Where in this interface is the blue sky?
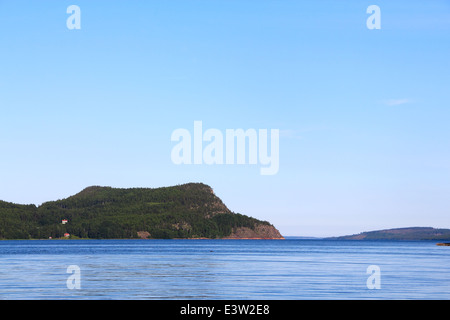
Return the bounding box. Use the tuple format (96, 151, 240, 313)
(0, 0, 449, 236)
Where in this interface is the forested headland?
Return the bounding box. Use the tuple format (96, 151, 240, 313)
(0, 183, 283, 240)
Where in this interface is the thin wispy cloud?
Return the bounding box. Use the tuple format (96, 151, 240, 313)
(384, 98, 413, 106)
(279, 129, 302, 140)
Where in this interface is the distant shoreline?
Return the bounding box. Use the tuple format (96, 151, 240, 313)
(325, 227, 450, 241)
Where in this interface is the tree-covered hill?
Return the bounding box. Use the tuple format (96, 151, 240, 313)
(0, 183, 283, 240)
(327, 227, 450, 241)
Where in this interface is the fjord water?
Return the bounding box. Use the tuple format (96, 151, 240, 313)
(0, 239, 449, 300)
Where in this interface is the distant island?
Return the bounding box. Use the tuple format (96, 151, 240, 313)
(0, 183, 284, 240)
(327, 227, 450, 241)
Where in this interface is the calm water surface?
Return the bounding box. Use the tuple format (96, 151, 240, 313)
(0, 239, 449, 299)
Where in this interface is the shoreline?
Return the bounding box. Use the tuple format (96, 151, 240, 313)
(6, 236, 448, 241)
(0, 237, 286, 241)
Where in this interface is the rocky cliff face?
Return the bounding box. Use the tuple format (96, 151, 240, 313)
(224, 223, 284, 239)
(138, 224, 284, 240)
